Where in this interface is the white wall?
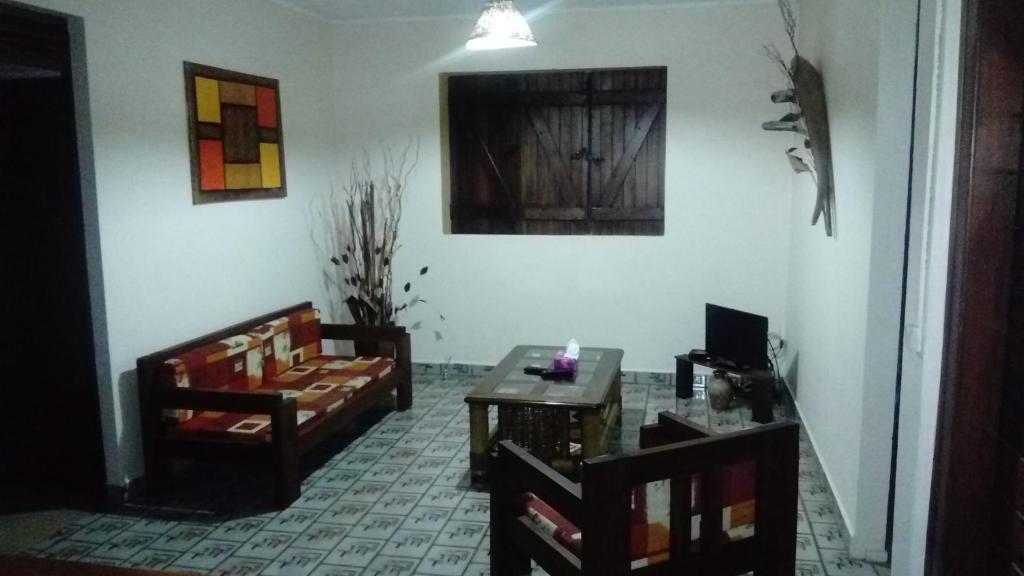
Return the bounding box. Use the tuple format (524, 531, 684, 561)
(328, 2, 794, 371)
(891, 0, 961, 572)
(785, 0, 918, 559)
(19, 0, 335, 485)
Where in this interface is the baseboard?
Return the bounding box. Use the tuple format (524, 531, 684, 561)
(105, 476, 144, 509)
(105, 484, 125, 508)
(851, 546, 889, 564)
(788, 390, 857, 547)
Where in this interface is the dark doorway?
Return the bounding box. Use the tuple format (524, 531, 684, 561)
(927, 0, 1024, 573)
(0, 2, 106, 511)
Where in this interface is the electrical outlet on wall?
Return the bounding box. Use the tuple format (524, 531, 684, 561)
(907, 323, 923, 354)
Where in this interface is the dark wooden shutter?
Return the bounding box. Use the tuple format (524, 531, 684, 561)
(448, 67, 665, 235)
(588, 69, 666, 236)
(449, 74, 522, 234)
(519, 71, 589, 235)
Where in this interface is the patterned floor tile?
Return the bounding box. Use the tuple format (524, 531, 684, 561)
(265, 510, 320, 534)
(124, 548, 182, 571)
(291, 524, 349, 552)
(434, 521, 486, 548)
(68, 516, 134, 545)
(812, 523, 848, 550)
(234, 531, 295, 560)
(23, 370, 858, 575)
(322, 537, 385, 568)
(149, 525, 214, 553)
(364, 555, 420, 576)
(41, 540, 98, 561)
(351, 515, 404, 540)
(209, 518, 269, 544)
(370, 493, 422, 517)
(416, 546, 474, 575)
(308, 565, 360, 576)
(796, 561, 827, 576)
(319, 501, 372, 526)
(819, 549, 880, 575)
(89, 532, 158, 561)
(380, 530, 436, 558)
(261, 549, 324, 576)
(401, 508, 453, 533)
(170, 540, 238, 571)
(211, 556, 268, 576)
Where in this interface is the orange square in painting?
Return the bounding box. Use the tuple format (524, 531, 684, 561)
(198, 139, 225, 190)
(256, 87, 278, 128)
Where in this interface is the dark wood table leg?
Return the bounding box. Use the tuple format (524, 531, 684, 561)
(469, 404, 490, 481)
(751, 378, 774, 424)
(676, 355, 694, 399)
(581, 409, 603, 459)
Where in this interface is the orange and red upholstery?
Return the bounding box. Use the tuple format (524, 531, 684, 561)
(158, 306, 394, 442)
(520, 461, 757, 568)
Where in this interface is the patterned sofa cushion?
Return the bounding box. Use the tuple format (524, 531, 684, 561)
(159, 334, 263, 423)
(521, 463, 756, 567)
(248, 307, 322, 378)
(170, 355, 396, 442)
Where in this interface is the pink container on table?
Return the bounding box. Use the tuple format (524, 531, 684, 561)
(552, 351, 577, 372)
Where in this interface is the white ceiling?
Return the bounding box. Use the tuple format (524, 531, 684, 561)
(274, 0, 716, 23)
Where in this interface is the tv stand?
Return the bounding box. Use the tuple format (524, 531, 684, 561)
(675, 352, 775, 423)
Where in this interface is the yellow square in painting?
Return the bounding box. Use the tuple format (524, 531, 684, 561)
(195, 77, 221, 123)
(225, 163, 262, 189)
(260, 143, 281, 188)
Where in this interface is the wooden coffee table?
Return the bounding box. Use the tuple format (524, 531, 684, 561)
(464, 345, 624, 481)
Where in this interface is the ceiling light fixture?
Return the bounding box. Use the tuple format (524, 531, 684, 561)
(466, 0, 537, 51)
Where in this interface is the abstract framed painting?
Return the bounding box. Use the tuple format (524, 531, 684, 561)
(184, 62, 286, 204)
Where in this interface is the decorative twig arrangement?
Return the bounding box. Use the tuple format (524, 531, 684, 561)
(762, 0, 836, 237)
(313, 142, 443, 333)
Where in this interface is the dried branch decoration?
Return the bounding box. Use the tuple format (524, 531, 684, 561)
(314, 142, 438, 327)
(762, 0, 837, 237)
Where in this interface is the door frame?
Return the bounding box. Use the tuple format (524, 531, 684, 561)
(926, 0, 1024, 571)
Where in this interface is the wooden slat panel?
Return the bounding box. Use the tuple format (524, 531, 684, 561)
(523, 207, 586, 221)
(527, 107, 578, 206)
(591, 207, 664, 221)
(510, 517, 583, 576)
(597, 103, 664, 207)
(448, 67, 664, 236)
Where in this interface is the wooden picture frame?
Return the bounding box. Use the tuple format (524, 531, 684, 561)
(183, 62, 286, 204)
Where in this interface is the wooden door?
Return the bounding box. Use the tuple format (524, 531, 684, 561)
(927, 0, 1024, 572)
(0, 2, 106, 511)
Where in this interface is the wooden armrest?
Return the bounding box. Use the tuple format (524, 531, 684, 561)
(639, 412, 713, 448)
(321, 323, 408, 343)
(606, 420, 801, 485)
(159, 387, 291, 415)
(497, 440, 582, 525)
(657, 411, 713, 440)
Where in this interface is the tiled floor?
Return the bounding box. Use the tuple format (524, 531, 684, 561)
(12, 364, 887, 576)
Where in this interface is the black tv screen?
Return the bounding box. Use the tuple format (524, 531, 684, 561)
(705, 304, 769, 370)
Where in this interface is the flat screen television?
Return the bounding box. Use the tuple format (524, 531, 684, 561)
(705, 304, 769, 370)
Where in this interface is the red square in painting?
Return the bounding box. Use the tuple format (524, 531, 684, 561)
(198, 139, 225, 190)
(256, 87, 278, 128)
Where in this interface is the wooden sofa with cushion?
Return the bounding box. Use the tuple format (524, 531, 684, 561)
(490, 412, 799, 576)
(136, 301, 411, 508)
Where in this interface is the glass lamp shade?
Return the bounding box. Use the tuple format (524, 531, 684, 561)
(466, 0, 537, 51)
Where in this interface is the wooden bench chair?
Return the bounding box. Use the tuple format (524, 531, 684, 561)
(136, 302, 412, 508)
(490, 412, 799, 576)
